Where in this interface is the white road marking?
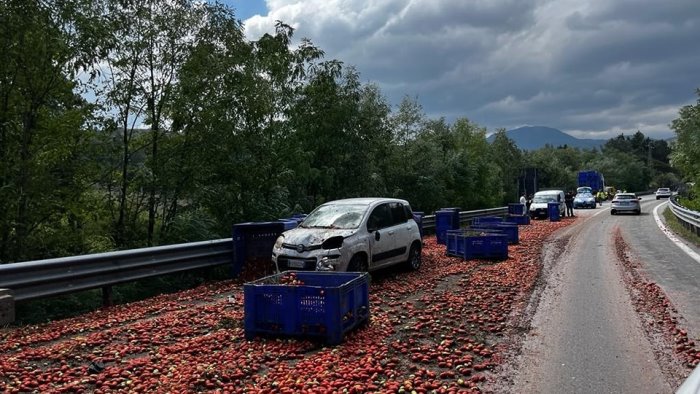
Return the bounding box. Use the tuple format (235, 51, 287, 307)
(653, 202, 700, 264)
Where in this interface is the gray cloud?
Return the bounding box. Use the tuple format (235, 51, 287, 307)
(244, 0, 700, 139)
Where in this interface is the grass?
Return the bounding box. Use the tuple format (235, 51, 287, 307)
(662, 205, 700, 247)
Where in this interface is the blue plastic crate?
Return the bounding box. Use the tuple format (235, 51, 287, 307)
(232, 222, 286, 276)
(504, 214, 530, 225)
(244, 271, 370, 345)
(436, 210, 461, 244)
(508, 203, 525, 215)
(470, 223, 519, 244)
(446, 230, 508, 260)
(413, 211, 424, 238)
(547, 202, 561, 222)
(472, 216, 503, 225)
(277, 219, 299, 231)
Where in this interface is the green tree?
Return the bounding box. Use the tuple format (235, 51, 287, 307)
(489, 129, 523, 203)
(670, 89, 700, 197)
(0, 0, 95, 262)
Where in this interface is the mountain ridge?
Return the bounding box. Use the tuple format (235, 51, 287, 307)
(488, 126, 607, 150)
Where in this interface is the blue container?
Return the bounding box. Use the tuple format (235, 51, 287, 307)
(446, 230, 508, 260)
(504, 214, 530, 225)
(473, 216, 503, 225)
(547, 202, 561, 222)
(436, 210, 461, 244)
(470, 223, 519, 244)
(277, 219, 299, 231)
(413, 211, 424, 238)
(244, 271, 370, 345)
(232, 222, 286, 277)
(508, 203, 525, 215)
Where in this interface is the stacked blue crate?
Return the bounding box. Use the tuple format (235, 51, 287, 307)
(435, 209, 460, 244)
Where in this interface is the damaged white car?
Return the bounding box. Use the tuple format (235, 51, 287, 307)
(272, 198, 422, 272)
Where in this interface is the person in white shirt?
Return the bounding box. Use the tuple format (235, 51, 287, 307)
(520, 194, 527, 212)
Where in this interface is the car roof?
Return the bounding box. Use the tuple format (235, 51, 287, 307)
(535, 190, 563, 195)
(321, 197, 409, 206)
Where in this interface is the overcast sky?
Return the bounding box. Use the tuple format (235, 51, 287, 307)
(224, 0, 700, 139)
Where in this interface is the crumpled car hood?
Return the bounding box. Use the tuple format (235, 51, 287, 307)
(281, 227, 356, 246)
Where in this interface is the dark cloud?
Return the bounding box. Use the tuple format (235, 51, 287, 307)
(244, 0, 700, 139)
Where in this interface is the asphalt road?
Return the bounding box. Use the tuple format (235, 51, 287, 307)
(512, 197, 699, 394)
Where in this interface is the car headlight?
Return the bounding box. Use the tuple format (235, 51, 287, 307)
(317, 255, 342, 271)
(273, 235, 284, 249)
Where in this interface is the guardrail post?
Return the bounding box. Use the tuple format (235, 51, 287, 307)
(102, 286, 113, 307)
(0, 289, 15, 325)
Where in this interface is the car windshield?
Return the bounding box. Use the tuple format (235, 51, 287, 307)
(658, 188, 670, 192)
(300, 203, 366, 229)
(616, 195, 636, 200)
(575, 193, 592, 198)
(577, 187, 592, 194)
(533, 195, 558, 203)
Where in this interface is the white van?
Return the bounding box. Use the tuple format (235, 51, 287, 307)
(529, 190, 566, 219)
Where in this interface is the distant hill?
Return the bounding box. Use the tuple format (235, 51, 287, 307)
(487, 126, 607, 150)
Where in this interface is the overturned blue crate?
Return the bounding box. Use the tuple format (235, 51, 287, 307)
(504, 214, 531, 225)
(277, 218, 300, 231)
(470, 223, 519, 244)
(244, 271, 370, 345)
(472, 216, 503, 225)
(446, 229, 508, 260)
(232, 221, 286, 277)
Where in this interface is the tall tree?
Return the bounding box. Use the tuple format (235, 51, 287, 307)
(0, 0, 94, 262)
(670, 89, 700, 198)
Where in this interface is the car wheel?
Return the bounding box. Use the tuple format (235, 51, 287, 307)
(348, 254, 368, 272)
(635, 209, 641, 215)
(656, 197, 660, 200)
(611, 210, 616, 215)
(405, 243, 421, 271)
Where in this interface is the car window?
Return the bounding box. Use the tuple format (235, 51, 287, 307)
(533, 195, 558, 203)
(301, 203, 367, 229)
(390, 202, 407, 225)
(616, 195, 635, 200)
(403, 204, 413, 220)
(368, 203, 393, 230)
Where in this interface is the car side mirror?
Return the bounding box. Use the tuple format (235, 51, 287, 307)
(374, 231, 381, 241)
(638, 197, 642, 200)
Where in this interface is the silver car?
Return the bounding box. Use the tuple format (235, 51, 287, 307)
(272, 198, 422, 272)
(573, 192, 596, 209)
(610, 193, 641, 215)
(655, 187, 672, 199)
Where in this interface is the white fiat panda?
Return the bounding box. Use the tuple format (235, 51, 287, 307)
(272, 198, 422, 272)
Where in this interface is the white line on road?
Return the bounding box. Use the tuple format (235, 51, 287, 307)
(653, 202, 700, 264)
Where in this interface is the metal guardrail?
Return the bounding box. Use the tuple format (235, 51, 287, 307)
(669, 195, 700, 235)
(0, 239, 233, 302)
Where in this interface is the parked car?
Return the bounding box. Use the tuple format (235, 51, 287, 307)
(655, 187, 672, 199)
(529, 190, 566, 219)
(272, 198, 422, 273)
(610, 193, 642, 215)
(573, 192, 597, 209)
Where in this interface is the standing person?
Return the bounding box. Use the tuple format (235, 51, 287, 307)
(526, 194, 532, 213)
(565, 190, 575, 217)
(596, 190, 605, 206)
(520, 193, 527, 214)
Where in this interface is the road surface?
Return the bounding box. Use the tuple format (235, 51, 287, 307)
(512, 197, 700, 393)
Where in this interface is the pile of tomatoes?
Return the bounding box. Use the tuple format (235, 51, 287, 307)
(0, 220, 571, 393)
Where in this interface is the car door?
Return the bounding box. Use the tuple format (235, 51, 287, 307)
(366, 203, 397, 268)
